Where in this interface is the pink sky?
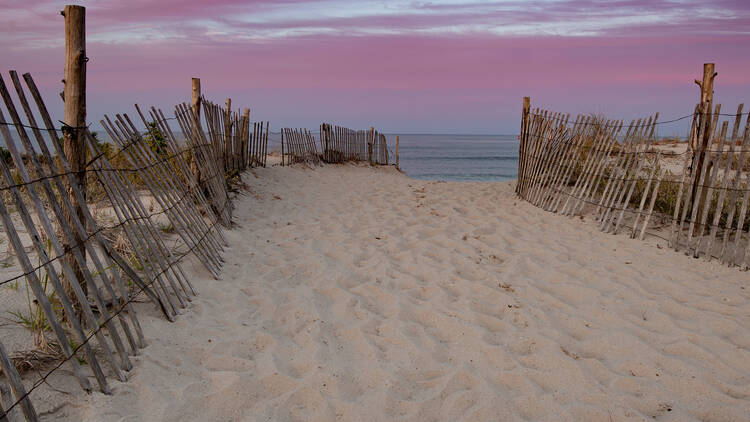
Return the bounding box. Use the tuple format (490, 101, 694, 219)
(1, 0, 749, 134)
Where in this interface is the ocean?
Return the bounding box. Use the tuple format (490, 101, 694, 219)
(392, 134, 519, 182)
(2, 130, 520, 182)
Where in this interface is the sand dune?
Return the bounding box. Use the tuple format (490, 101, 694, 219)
(55, 164, 749, 421)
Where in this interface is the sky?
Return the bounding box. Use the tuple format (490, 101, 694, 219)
(1, 0, 749, 135)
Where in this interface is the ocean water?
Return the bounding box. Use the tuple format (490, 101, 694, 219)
(2, 130, 519, 182)
(393, 134, 519, 182)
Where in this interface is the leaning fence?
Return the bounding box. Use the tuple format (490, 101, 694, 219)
(517, 100, 750, 270)
(0, 69, 252, 421)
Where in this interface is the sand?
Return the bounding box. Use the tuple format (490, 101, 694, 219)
(42, 163, 750, 421)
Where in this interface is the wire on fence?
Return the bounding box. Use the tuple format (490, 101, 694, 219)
(517, 101, 750, 270)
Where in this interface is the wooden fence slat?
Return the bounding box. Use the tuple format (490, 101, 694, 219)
(599, 117, 650, 230)
(676, 104, 712, 251)
(562, 117, 617, 215)
(693, 121, 729, 257)
(126, 109, 219, 271)
(631, 151, 661, 238)
(593, 119, 638, 220)
(95, 122, 181, 317)
(703, 110, 741, 261)
(131, 107, 224, 277)
(639, 169, 665, 241)
(151, 106, 227, 251)
(0, 157, 101, 393)
(558, 115, 603, 214)
(12, 71, 144, 353)
(538, 114, 573, 207)
(0, 343, 37, 422)
(528, 115, 567, 205)
(574, 120, 625, 216)
(524, 113, 553, 202)
(541, 115, 582, 210)
(3, 75, 137, 371)
(721, 113, 750, 263)
(106, 116, 192, 305)
(670, 105, 701, 250)
(0, 91, 126, 391)
(612, 114, 659, 234)
(23, 72, 151, 345)
(686, 104, 722, 253)
(575, 120, 625, 215)
(605, 118, 653, 231)
(549, 115, 592, 212)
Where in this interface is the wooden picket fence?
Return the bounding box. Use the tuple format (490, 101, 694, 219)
(282, 124, 390, 166)
(281, 128, 321, 165)
(370, 128, 389, 166)
(202, 99, 269, 173)
(319, 124, 368, 163)
(517, 100, 750, 269)
(0, 70, 236, 421)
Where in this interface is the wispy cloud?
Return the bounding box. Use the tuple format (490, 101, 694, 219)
(0, 0, 748, 132)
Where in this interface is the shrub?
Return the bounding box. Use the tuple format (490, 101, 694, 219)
(0, 145, 10, 164)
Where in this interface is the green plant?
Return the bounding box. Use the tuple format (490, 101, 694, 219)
(92, 131, 116, 160)
(158, 222, 175, 234)
(0, 145, 10, 164)
(145, 122, 168, 157)
(7, 238, 62, 351)
(89, 263, 116, 279)
(129, 255, 144, 271)
(68, 338, 87, 365)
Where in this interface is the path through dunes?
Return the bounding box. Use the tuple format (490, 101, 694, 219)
(61, 164, 749, 421)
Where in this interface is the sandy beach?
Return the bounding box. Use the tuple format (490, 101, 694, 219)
(44, 163, 750, 421)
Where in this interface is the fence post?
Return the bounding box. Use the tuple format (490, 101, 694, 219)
(61, 4, 88, 307)
(190, 77, 202, 183)
(242, 108, 250, 169)
(191, 78, 201, 121)
(368, 126, 374, 165)
(263, 121, 269, 167)
(224, 98, 231, 171)
(518, 96, 530, 194)
(281, 129, 284, 166)
(690, 64, 717, 217)
(396, 135, 400, 169)
(383, 134, 388, 165)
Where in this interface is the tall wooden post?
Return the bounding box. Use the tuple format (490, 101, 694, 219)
(190, 78, 202, 183)
(324, 124, 330, 162)
(191, 78, 201, 122)
(517, 96, 530, 194)
(396, 135, 400, 169)
(368, 126, 374, 165)
(692, 63, 716, 152)
(242, 108, 250, 169)
(61, 4, 88, 306)
(690, 64, 717, 215)
(224, 98, 231, 171)
(281, 129, 284, 166)
(263, 121, 269, 167)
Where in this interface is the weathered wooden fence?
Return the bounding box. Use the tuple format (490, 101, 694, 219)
(517, 98, 750, 270)
(319, 124, 368, 163)
(283, 124, 390, 166)
(202, 99, 269, 173)
(0, 70, 239, 421)
(370, 128, 389, 166)
(281, 128, 321, 165)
